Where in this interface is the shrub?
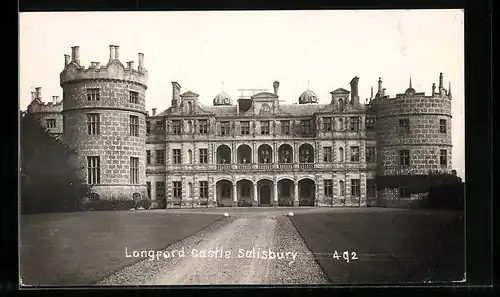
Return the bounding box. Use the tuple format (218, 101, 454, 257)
(140, 198, 152, 210)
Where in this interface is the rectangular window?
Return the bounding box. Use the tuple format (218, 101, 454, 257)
(146, 121, 151, 134)
(155, 120, 165, 132)
(172, 120, 182, 135)
(281, 120, 290, 134)
(86, 88, 100, 101)
(323, 117, 333, 132)
(146, 150, 151, 165)
(173, 181, 182, 198)
(220, 121, 230, 135)
(323, 147, 332, 162)
(129, 91, 139, 104)
(130, 157, 139, 184)
(399, 186, 410, 198)
(324, 179, 333, 197)
(260, 121, 270, 135)
(130, 115, 139, 136)
(173, 149, 181, 164)
(350, 146, 360, 162)
(46, 119, 56, 128)
(366, 147, 376, 162)
(156, 182, 166, 199)
(301, 120, 312, 136)
(367, 179, 377, 198)
(349, 117, 360, 131)
(199, 149, 208, 164)
(398, 119, 410, 133)
(440, 149, 447, 166)
(87, 156, 100, 185)
(440, 119, 447, 133)
(146, 182, 151, 198)
(199, 120, 208, 134)
(366, 117, 376, 131)
(351, 179, 360, 197)
(87, 113, 100, 135)
(199, 181, 208, 198)
(399, 149, 410, 166)
(156, 150, 165, 165)
(241, 121, 250, 135)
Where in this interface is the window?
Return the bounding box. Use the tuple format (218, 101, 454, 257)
(146, 121, 151, 133)
(261, 148, 271, 163)
(130, 157, 139, 184)
(173, 181, 182, 198)
(172, 120, 182, 135)
(241, 184, 251, 197)
(281, 120, 290, 134)
(87, 113, 100, 135)
(146, 150, 151, 165)
(323, 147, 332, 162)
(440, 119, 447, 133)
(199, 149, 208, 164)
(220, 121, 230, 135)
(349, 117, 360, 131)
(156, 120, 165, 132)
(187, 121, 193, 133)
(323, 117, 332, 132)
(188, 182, 193, 197)
(260, 121, 270, 135)
(87, 156, 100, 184)
(199, 120, 208, 134)
(366, 147, 376, 162)
(350, 146, 360, 162)
(399, 186, 410, 198)
(398, 119, 410, 133)
(440, 149, 447, 166)
(324, 179, 333, 197)
(240, 121, 250, 135)
(156, 182, 165, 199)
(399, 150, 410, 166)
(339, 147, 344, 162)
(199, 181, 208, 198)
(187, 150, 193, 164)
(338, 98, 344, 111)
(130, 115, 139, 136)
(366, 117, 375, 131)
(46, 119, 56, 128)
(156, 150, 165, 165)
(367, 179, 376, 198)
(146, 182, 151, 198)
(86, 88, 100, 101)
(351, 179, 360, 197)
(129, 91, 139, 104)
(301, 120, 312, 136)
(173, 149, 181, 164)
(339, 180, 345, 196)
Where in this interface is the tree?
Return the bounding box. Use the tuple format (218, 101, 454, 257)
(20, 112, 90, 214)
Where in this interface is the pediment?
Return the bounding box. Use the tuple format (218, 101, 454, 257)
(251, 92, 278, 99)
(330, 88, 350, 94)
(180, 91, 199, 97)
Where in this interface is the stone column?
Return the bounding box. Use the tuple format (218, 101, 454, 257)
(213, 183, 217, 207)
(232, 183, 238, 207)
(294, 182, 299, 206)
(273, 182, 278, 207)
(253, 182, 258, 207)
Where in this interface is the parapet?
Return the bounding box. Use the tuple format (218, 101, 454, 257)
(59, 45, 148, 88)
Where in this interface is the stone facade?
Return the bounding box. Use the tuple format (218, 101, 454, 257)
(25, 47, 454, 208)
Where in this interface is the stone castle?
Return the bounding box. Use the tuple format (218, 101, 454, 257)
(25, 45, 453, 208)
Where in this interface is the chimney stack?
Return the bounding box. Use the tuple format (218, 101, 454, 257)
(138, 53, 144, 70)
(273, 81, 280, 96)
(126, 61, 131, 69)
(171, 82, 181, 108)
(109, 45, 116, 61)
(31, 90, 36, 101)
(432, 83, 436, 95)
(71, 46, 80, 65)
(350, 76, 360, 104)
(52, 96, 59, 104)
(35, 87, 42, 100)
(114, 45, 120, 60)
(152, 108, 157, 116)
(129, 61, 135, 70)
(439, 72, 444, 92)
(95, 62, 100, 68)
(377, 77, 383, 95)
(64, 54, 70, 67)
(382, 88, 386, 97)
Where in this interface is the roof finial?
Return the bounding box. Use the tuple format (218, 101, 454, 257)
(409, 77, 412, 88)
(448, 82, 452, 97)
(307, 80, 310, 90)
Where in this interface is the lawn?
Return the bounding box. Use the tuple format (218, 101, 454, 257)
(20, 211, 224, 286)
(289, 209, 465, 284)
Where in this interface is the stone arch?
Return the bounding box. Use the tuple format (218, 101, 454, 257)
(257, 178, 274, 207)
(299, 143, 314, 163)
(215, 179, 233, 207)
(237, 144, 252, 163)
(187, 121, 193, 133)
(187, 101, 193, 113)
(236, 178, 254, 206)
(235, 176, 254, 183)
(278, 143, 293, 163)
(257, 144, 273, 163)
(216, 144, 231, 164)
(298, 178, 316, 206)
(277, 178, 294, 206)
(214, 176, 233, 184)
(338, 98, 345, 112)
(256, 176, 274, 183)
(276, 176, 294, 183)
(338, 118, 344, 130)
(187, 149, 193, 164)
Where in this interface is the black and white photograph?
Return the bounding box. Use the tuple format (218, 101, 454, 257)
(19, 10, 465, 286)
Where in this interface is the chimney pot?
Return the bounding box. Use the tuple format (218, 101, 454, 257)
(152, 108, 157, 116)
(64, 54, 70, 67)
(273, 81, 280, 96)
(382, 88, 386, 96)
(35, 87, 42, 99)
(126, 61, 131, 69)
(439, 72, 444, 91)
(114, 45, 120, 60)
(129, 61, 135, 70)
(95, 62, 100, 68)
(138, 53, 144, 70)
(171, 82, 181, 108)
(109, 45, 116, 61)
(350, 76, 360, 103)
(71, 46, 80, 65)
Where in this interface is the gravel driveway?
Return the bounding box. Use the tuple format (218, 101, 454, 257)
(96, 210, 329, 285)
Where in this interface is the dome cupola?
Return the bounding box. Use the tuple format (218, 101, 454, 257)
(213, 91, 232, 106)
(404, 77, 416, 96)
(298, 81, 319, 104)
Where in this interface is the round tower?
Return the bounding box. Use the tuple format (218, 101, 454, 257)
(60, 45, 149, 201)
(371, 74, 452, 203)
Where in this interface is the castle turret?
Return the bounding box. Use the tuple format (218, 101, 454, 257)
(60, 45, 149, 202)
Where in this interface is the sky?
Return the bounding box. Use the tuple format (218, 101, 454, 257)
(19, 10, 465, 179)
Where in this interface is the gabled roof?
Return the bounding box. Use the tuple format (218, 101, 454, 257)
(330, 88, 350, 94)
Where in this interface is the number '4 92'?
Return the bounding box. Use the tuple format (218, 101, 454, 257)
(332, 251, 358, 263)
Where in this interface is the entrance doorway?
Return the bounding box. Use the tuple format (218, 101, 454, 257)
(260, 185, 271, 206)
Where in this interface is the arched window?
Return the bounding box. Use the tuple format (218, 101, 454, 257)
(339, 147, 344, 162)
(188, 182, 193, 198)
(188, 150, 193, 164)
(338, 98, 344, 112)
(187, 101, 193, 113)
(187, 121, 193, 133)
(339, 180, 345, 196)
(338, 118, 344, 131)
